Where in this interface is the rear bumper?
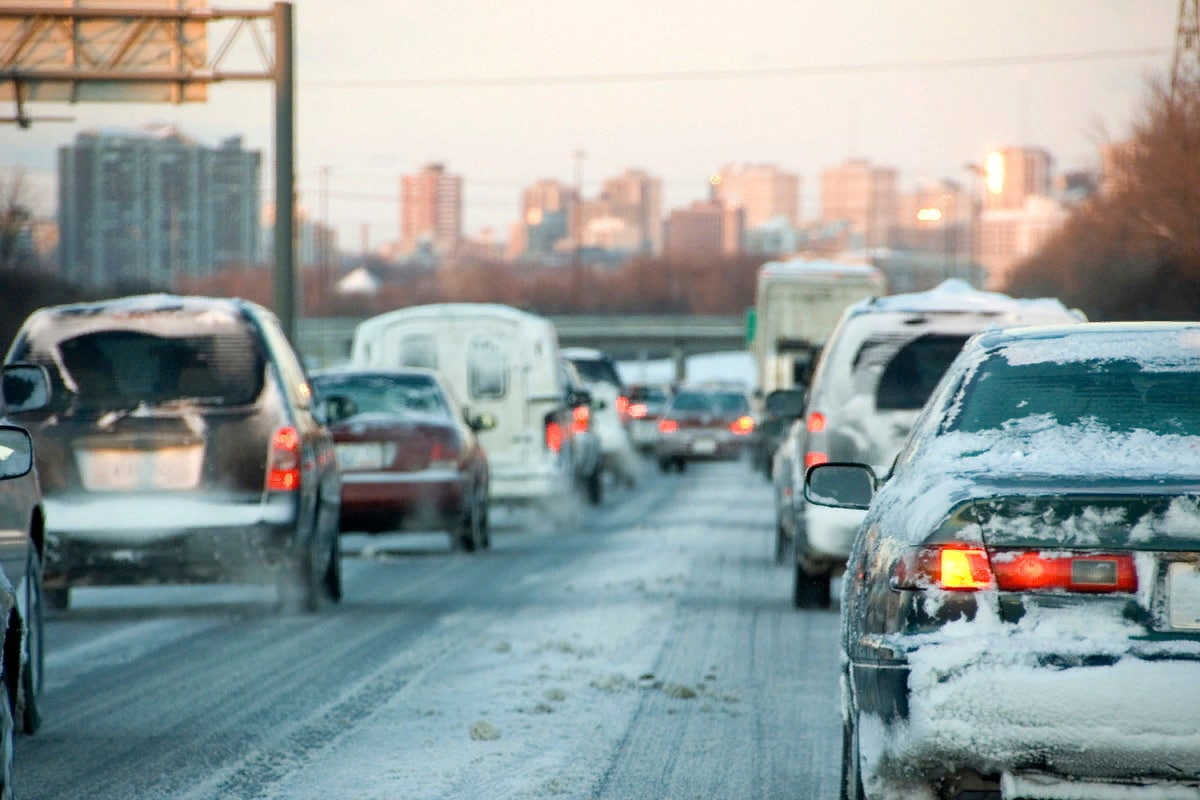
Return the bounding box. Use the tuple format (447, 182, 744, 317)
(853, 647, 1200, 788)
(655, 433, 748, 462)
(339, 470, 466, 531)
(42, 492, 302, 587)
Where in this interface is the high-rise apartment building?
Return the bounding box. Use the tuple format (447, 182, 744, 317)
(58, 126, 260, 289)
(519, 178, 574, 257)
(400, 162, 462, 257)
(600, 168, 663, 255)
(664, 200, 743, 260)
(982, 146, 1052, 210)
(713, 164, 800, 229)
(820, 159, 898, 249)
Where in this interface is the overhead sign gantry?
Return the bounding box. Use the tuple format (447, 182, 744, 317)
(0, 1, 299, 342)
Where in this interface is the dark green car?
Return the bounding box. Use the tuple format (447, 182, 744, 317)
(809, 322, 1200, 799)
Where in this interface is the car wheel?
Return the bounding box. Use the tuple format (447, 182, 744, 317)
(321, 530, 342, 603)
(841, 713, 864, 800)
(45, 586, 68, 612)
(455, 492, 483, 552)
(19, 548, 43, 735)
(657, 459, 671, 474)
(793, 560, 832, 609)
(674, 458, 687, 473)
(585, 467, 603, 506)
(773, 522, 789, 566)
(278, 530, 324, 614)
(478, 490, 491, 550)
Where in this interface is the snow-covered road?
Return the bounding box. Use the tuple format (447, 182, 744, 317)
(18, 458, 843, 799)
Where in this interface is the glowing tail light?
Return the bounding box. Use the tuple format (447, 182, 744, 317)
(267, 426, 301, 491)
(804, 451, 829, 469)
(658, 419, 679, 434)
(545, 419, 564, 453)
(572, 405, 591, 434)
(892, 546, 1138, 594)
(892, 545, 994, 591)
(616, 395, 630, 421)
(992, 551, 1137, 593)
(629, 403, 649, 419)
(730, 415, 755, 435)
(807, 411, 827, 433)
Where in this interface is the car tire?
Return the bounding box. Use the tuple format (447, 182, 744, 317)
(45, 586, 68, 612)
(18, 548, 43, 735)
(585, 467, 603, 506)
(657, 459, 671, 474)
(841, 713, 864, 800)
(793, 560, 832, 609)
(479, 490, 491, 550)
(322, 530, 342, 603)
(455, 488, 487, 552)
(674, 458, 687, 473)
(773, 522, 789, 566)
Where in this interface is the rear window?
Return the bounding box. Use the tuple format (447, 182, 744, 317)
(468, 336, 507, 400)
(951, 356, 1200, 435)
(16, 312, 265, 411)
(569, 356, 623, 389)
(873, 334, 971, 410)
(713, 392, 750, 416)
(670, 392, 714, 413)
(312, 373, 450, 419)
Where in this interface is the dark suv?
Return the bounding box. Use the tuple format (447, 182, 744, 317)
(5, 294, 342, 613)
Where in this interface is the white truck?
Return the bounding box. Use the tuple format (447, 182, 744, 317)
(749, 257, 887, 474)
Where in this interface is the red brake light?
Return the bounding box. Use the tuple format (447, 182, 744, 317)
(545, 420, 564, 453)
(572, 405, 590, 434)
(807, 411, 827, 434)
(629, 403, 649, 419)
(730, 415, 755, 435)
(658, 418, 678, 434)
(616, 395, 630, 420)
(893, 545, 994, 591)
(429, 438, 461, 468)
(804, 451, 829, 469)
(267, 425, 301, 491)
(992, 551, 1137, 593)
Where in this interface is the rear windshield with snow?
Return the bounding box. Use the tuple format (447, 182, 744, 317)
(311, 373, 450, 419)
(14, 311, 265, 411)
(950, 355, 1200, 435)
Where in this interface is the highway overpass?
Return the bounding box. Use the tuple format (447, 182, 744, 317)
(297, 314, 748, 377)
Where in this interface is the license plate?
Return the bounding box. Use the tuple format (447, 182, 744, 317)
(1168, 562, 1200, 630)
(336, 442, 389, 471)
(692, 438, 717, 455)
(76, 446, 203, 492)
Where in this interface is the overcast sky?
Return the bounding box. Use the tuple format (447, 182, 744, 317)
(0, 0, 1178, 251)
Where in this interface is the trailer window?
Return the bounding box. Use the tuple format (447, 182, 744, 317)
(399, 334, 437, 370)
(468, 337, 507, 400)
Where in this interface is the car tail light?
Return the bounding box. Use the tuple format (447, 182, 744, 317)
(893, 546, 1138, 594)
(991, 551, 1137, 593)
(804, 451, 828, 469)
(429, 438, 462, 469)
(730, 415, 755, 435)
(545, 419, 564, 453)
(616, 394, 630, 421)
(267, 426, 301, 491)
(807, 411, 827, 434)
(629, 403, 649, 419)
(572, 404, 590, 434)
(658, 418, 678, 434)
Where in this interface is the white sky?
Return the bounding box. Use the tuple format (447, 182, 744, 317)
(0, 0, 1178, 251)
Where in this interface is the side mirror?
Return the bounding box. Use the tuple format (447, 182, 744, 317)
(804, 463, 876, 510)
(764, 388, 807, 419)
(0, 426, 34, 479)
(469, 412, 497, 433)
(2, 364, 51, 414)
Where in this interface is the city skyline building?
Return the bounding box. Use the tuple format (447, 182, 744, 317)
(712, 163, 801, 229)
(819, 159, 899, 250)
(57, 125, 260, 290)
(400, 162, 463, 257)
(664, 199, 744, 260)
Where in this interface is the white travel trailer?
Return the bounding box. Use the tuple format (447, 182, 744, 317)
(350, 303, 578, 510)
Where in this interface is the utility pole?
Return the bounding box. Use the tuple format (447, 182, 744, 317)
(319, 165, 329, 315)
(1173, 0, 1200, 100)
(572, 149, 585, 311)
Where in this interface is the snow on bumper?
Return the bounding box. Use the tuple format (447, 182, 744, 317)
(860, 643, 1200, 789)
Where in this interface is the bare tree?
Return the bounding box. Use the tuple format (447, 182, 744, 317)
(0, 169, 37, 271)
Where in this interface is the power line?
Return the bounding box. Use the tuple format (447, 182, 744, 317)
(303, 48, 1170, 90)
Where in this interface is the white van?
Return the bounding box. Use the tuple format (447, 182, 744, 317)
(350, 303, 579, 510)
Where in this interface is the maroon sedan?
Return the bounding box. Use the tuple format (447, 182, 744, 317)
(311, 368, 494, 552)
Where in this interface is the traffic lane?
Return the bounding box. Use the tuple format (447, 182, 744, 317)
(19, 459, 843, 798)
